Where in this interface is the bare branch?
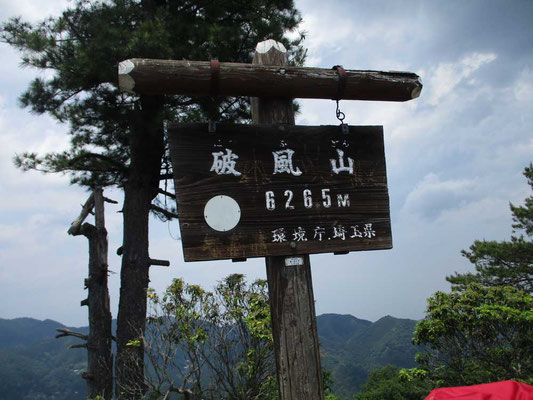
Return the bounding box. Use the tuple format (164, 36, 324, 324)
(150, 204, 179, 219)
(158, 188, 176, 199)
(166, 386, 194, 400)
(56, 328, 88, 341)
(159, 173, 174, 180)
(68, 193, 95, 235)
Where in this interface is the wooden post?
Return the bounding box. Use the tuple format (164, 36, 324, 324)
(65, 188, 113, 399)
(252, 39, 324, 400)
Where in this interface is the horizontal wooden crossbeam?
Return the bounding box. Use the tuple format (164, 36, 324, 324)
(118, 58, 422, 102)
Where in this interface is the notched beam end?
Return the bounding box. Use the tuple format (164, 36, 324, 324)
(118, 60, 136, 92)
(255, 39, 287, 54)
(411, 76, 423, 99)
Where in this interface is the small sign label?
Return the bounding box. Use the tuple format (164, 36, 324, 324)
(285, 256, 304, 267)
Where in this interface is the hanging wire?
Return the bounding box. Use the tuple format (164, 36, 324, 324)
(167, 220, 181, 241)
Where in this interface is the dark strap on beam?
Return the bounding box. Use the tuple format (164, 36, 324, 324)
(210, 59, 220, 95)
(332, 65, 347, 100)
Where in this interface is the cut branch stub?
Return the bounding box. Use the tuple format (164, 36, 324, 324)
(149, 258, 170, 267)
(70, 343, 89, 350)
(103, 196, 118, 204)
(118, 58, 422, 102)
(82, 372, 95, 381)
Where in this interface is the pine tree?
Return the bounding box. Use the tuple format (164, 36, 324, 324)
(413, 284, 533, 386)
(1, 1, 304, 397)
(447, 163, 533, 294)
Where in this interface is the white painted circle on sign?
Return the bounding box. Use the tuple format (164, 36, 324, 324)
(204, 195, 241, 232)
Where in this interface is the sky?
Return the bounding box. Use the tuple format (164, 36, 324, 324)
(0, 0, 532, 327)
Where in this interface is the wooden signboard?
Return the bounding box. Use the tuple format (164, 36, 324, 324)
(168, 123, 392, 261)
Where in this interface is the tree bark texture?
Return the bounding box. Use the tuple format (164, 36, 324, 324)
(68, 189, 113, 399)
(119, 57, 422, 102)
(252, 39, 325, 400)
(115, 94, 166, 399)
(86, 189, 113, 399)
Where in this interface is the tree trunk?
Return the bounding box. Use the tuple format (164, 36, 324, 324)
(66, 189, 114, 399)
(115, 94, 165, 399)
(86, 189, 114, 399)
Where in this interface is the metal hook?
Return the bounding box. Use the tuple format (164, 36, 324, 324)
(332, 65, 349, 134)
(335, 100, 349, 134)
(335, 100, 345, 123)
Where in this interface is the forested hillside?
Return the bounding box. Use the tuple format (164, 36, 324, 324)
(0, 314, 418, 399)
(0, 318, 88, 400)
(318, 314, 419, 397)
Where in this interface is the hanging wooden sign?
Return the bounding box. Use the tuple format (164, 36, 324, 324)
(168, 123, 392, 261)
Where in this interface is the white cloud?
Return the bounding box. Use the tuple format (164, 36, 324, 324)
(426, 52, 497, 105)
(0, 0, 69, 22)
(514, 67, 533, 102)
(0, 92, 75, 213)
(403, 173, 479, 220)
(299, 12, 353, 52)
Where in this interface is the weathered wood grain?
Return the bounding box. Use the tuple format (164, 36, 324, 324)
(266, 254, 324, 399)
(118, 58, 422, 102)
(167, 123, 392, 261)
(252, 40, 324, 400)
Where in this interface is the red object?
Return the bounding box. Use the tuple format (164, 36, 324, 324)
(425, 380, 533, 400)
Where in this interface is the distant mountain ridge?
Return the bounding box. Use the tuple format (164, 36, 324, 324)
(0, 314, 419, 399)
(0, 318, 89, 400)
(317, 313, 419, 397)
(0, 318, 88, 350)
